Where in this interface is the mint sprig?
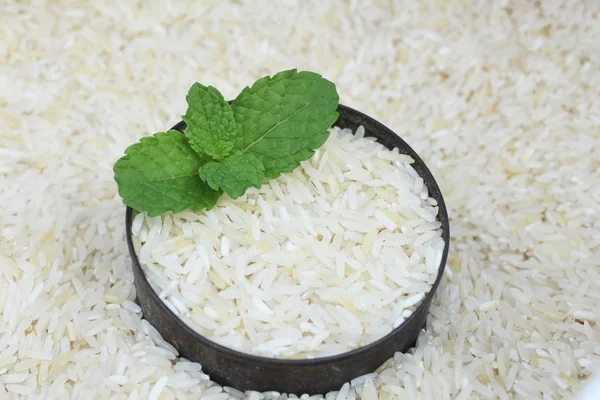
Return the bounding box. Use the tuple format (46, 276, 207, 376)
(114, 69, 339, 216)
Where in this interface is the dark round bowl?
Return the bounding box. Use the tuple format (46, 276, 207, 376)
(126, 104, 450, 395)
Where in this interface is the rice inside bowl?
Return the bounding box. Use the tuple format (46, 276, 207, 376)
(132, 126, 445, 359)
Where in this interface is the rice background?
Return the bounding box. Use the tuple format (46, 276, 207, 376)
(1, 0, 599, 399)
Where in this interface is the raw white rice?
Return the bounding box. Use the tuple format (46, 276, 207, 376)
(133, 127, 445, 358)
(2, 0, 599, 398)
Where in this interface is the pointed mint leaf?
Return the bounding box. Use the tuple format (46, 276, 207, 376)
(231, 69, 339, 179)
(183, 83, 237, 161)
(114, 131, 219, 216)
(199, 152, 265, 199)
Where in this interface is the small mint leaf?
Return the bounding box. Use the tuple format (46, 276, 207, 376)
(231, 69, 339, 179)
(114, 131, 219, 216)
(199, 153, 265, 199)
(183, 83, 237, 161)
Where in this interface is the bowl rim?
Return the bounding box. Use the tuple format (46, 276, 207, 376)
(125, 103, 450, 366)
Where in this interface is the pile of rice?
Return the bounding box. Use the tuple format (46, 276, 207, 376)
(1, 0, 598, 399)
(132, 126, 445, 359)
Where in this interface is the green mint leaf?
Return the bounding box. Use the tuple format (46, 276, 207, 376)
(114, 130, 219, 216)
(182, 83, 237, 161)
(199, 152, 265, 199)
(231, 69, 339, 178)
